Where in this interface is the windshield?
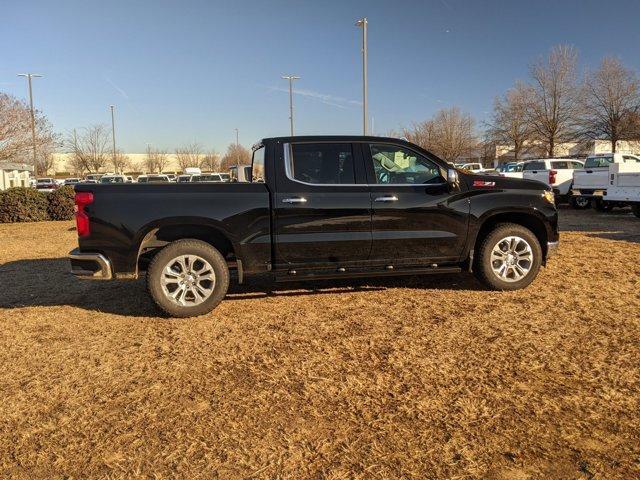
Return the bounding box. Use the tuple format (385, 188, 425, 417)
(584, 156, 613, 168)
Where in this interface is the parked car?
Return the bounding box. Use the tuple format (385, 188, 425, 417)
(85, 174, 103, 182)
(126, 176, 135, 183)
(35, 178, 59, 193)
(166, 174, 177, 182)
(176, 174, 193, 183)
(191, 173, 224, 182)
(137, 175, 148, 183)
(522, 159, 584, 204)
(100, 175, 128, 184)
(69, 135, 559, 317)
(230, 165, 252, 182)
(146, 174, 171, 183)
(571, 153, 640, 210)
(496, 162, 524, 179)
(64, 178, 81, 185)
(458, 163, 485, 173)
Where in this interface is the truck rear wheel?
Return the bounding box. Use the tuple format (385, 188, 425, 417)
(570, 196, 590, 209)
(594, 199, 613, 212)
(147, 239, 229, 317)
(474, 223, 542, 291)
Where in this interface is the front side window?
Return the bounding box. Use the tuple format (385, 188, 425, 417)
(251, 147, 265, 183)
(369, 144, 442, 184)
(289, 143, 355, 184)
(524, 161, 546, 171)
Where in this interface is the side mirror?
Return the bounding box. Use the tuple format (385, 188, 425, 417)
(447, 168, 459, 185)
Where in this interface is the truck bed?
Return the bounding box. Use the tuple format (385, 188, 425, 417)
(75, 182, 271, 277)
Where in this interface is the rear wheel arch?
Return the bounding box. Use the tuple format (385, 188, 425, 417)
(136, 222, 236, 274)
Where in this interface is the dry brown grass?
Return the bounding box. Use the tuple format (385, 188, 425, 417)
(1, 208, 639, 479)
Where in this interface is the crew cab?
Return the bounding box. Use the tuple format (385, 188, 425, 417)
(69, 136, 559, 317)
(522, 158, 584, 203)
(571, 153, 640, 210)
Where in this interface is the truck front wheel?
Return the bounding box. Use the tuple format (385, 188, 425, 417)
(474, 223, 543, 291)
(147, 239, 229, 317)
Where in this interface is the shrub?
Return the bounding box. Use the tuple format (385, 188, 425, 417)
(47, 185, 76, 221)
(0, 187, 48, 223)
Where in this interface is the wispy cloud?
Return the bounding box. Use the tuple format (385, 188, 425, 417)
(268, 86, 362, 109)
(105, 76, 129, 100)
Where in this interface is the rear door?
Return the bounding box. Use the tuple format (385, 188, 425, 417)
(273, 141, 372, 267)
(363, 142, 469, 263)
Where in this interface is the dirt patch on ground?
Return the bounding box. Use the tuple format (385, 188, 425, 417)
(1, 208, 639, 478)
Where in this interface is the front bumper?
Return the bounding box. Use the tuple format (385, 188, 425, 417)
(68, 248, 113, 280)
(546, 241, 559, 259)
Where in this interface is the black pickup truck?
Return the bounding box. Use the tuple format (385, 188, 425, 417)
(69, 136, 559, 317)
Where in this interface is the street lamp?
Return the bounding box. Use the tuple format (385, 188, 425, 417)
(17, 73, 43, 175)
(281, 75, 300, 136)
(110, 105, 116, 168)
(234, 128, 239, 146)
(355, 18, 368, 135)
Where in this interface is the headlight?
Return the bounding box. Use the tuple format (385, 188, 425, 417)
(542, 190, 555, 205)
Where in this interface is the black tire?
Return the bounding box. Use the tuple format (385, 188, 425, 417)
(594, 199, 613, 212)
(146, 239, 229, 318)
(570, 196, 591, 209)
(632, 204, 640, 219)
(474, 223, 543, 291)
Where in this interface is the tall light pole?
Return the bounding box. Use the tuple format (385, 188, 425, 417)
(355, 18, 368, 135)
(234, 128, 239, 146)
(110, 105, 116, 168)
(281, 75, 300, 136)
(18, 73, 43, 175)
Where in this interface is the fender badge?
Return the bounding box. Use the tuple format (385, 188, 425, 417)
(473, 180, 496, 188)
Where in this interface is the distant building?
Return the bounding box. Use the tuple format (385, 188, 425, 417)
(0, 162, 33, 190)
(495, 139, 640, 164)
(48, 153, 213, 175)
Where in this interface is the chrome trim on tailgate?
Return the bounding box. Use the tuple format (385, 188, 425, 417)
(68, 249, 113, 280)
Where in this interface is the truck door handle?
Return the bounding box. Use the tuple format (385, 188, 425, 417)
(282, 197, 307, 204)
(374, 195, 399, 202)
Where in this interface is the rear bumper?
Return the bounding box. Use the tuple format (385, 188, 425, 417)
(546, 241, 559, 259)
(571, 188, 605, 198)
(68, 248, 113, 280)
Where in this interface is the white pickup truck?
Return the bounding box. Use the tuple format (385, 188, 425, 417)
(600, 162, 640, 217)
(521, 159, 584, 204)
(571, 153, 640, 210)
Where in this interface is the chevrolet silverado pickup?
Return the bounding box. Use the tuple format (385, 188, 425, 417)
(69, 136, 559, 317)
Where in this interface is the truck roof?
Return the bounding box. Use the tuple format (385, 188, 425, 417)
(261, 135, 406, 144)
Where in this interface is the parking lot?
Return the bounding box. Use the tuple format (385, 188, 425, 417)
(1, 207, 639, 478)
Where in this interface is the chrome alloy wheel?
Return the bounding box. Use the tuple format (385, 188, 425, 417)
(160, 254, 216, 306)
(490, 236, 534, 282)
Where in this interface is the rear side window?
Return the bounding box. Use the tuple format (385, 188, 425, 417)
(585, 156, 613, 168)
(524, 161, 545, 171)
(623, 155, 640, 163)
(288, 143, 355, 184)
(251, 147, 265, 183)
(551, 161, 569, 169)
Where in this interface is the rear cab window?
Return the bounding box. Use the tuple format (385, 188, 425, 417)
(585, 156, 613, 168)
(251, 146, 265, 183)
(523, 161, 546, 171)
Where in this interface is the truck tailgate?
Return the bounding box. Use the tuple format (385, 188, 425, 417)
(573, 169, 608, 189)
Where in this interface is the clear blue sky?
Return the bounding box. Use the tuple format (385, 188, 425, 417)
(3, 0, 640, 153)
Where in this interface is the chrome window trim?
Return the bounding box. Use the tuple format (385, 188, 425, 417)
(283, 142, 447, 188)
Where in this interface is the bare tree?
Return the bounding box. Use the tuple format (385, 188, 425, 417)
(526, 45, 583, 157)
(581, 57, 640, 152)
(220, 144, 251, 170)
(65, 125, 110, 173)
(200, 150, 220, 171)
(0, 92, 59, 169)
(487, 82, 532, 161)
(174, 142, 203, 170)
(112, 150, 130, 173)
(403, 107, 477, 163)
(144, 145, 169, 173)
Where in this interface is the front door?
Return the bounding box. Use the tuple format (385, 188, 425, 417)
(364, 142, 469, 264)
(273, 141, 372, 268)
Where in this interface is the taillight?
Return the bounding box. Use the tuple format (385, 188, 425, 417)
(548, 169, 557, 185)
(75, 192, 93, 237)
